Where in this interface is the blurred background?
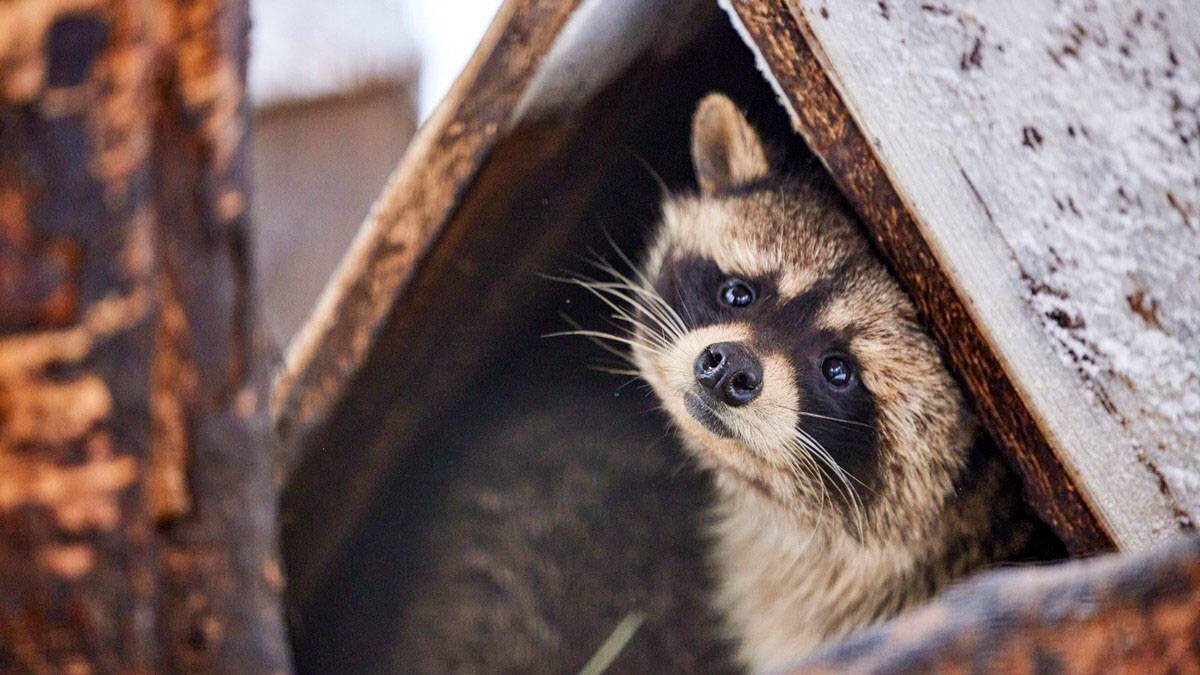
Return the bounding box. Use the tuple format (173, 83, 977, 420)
(248, 0, 503, 347)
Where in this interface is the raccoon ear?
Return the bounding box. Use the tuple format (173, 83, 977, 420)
(691, 93, 770, 195)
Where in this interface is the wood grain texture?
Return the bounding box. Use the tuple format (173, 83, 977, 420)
(0, 0, 289, 671)
(787, 534, 1200, 673)
(795, 0, 1200, 546)
(270, 0, 582, 444)
(781, 1, 1200, 548)
(724, 0, 1119, 553)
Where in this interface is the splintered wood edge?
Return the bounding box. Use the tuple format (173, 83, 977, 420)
(270, 0, 583, 446)
(723, 0, 1122, 553)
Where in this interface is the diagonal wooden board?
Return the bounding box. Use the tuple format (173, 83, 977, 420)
(270, 0, 586, 610)
(271, 0, 720, 614)
(272, 0, 580, 450)
(724, 0, 1197, 552)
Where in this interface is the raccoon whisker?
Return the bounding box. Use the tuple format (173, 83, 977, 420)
(796, 411, 875, 431)
(674, 288, 698, 332)
(787, 427, 872, 540)
(585, 250, 686, 337)
(604, 310, 674, 352)
(628, 281, 688, 337)
(790, 429, 867, 539)
(746, 421, 823, 503)
(587, 365, 642, 378)
(621, 146, 671, 198)
(598, 231, 665, 298)
(583, 263, 688, 339)
(595, 280, 687, 340)
(602, 298, 679, 350)
(761, 402, 875, 432)
(559, 285, 679, 356)
(566, 273, 686, 343)
(768, 407, 871, 534)
(543, 329, 666, 355)
(779, 438, 834, 536)
(552, 314, 640, 365)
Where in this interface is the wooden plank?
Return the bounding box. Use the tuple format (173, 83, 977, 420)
(787, 1, 1200, 547)
(0, 1, 289, 670)
(268, 0, 593, 612)
(723, 0, 1123, 553)
(271, 0, 583, 446)
(789, 534, 1200, 673)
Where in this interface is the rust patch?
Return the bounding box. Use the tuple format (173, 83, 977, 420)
(0, 290, 147, 531)
(148, 276, 196, 524)
(0, 0, 106, 103)
(0, 186, 81, 329)
(164, 1, 245, 176)
(85, 3, 154, 203)
(0, 289, 150, 378)
(0, 431, 137, 532)
(0, 374, 112, 446)
(39, 543, 96, 580)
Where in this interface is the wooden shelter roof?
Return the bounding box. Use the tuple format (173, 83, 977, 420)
(271, 0, 1199, 613)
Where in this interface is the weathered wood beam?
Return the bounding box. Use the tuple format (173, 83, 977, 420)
(788, 534, 1200, 673)
(270, 0, 586, 615)
(0, 1, 289, 670)
(723, 0, 1116, 553)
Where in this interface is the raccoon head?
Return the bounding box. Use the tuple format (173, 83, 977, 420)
(629, 94, 976, 539)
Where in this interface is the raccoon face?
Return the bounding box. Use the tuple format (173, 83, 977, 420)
(629, 94, 973, 535)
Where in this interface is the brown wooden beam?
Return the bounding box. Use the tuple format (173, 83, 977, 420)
(788, 534, 1200, 673)
(270, 0, 586, 615)
(724, 0, 1113, 554)
(0, 1, 289, 670)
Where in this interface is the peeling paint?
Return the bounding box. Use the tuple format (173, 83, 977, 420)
(0, 289, 150, 378)
(0, 431, 137, 532)
(39, 544, 97, 580)
(148, 278, 196, 523)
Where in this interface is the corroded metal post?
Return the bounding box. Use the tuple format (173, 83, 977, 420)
(0, 1, 290, 671)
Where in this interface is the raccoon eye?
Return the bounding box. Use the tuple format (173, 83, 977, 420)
(720, 278, 755, 307)
(821, 356, 853, 388)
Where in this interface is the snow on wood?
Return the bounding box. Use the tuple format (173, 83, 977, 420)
(789, 0, 1198, 546)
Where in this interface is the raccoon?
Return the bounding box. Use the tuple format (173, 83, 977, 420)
(593, 93, 1059, 672)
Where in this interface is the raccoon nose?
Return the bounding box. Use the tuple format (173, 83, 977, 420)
(694, 342, 763, 407)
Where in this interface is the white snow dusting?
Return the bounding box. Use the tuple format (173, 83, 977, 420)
(807, 1, 1200, 524)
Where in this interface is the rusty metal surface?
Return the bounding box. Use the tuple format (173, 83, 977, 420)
(789, 535, 1200, 674)
(0, 1, 289, 671)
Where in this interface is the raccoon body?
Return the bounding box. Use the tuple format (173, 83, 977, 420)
(621, 94, 1056, 672)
